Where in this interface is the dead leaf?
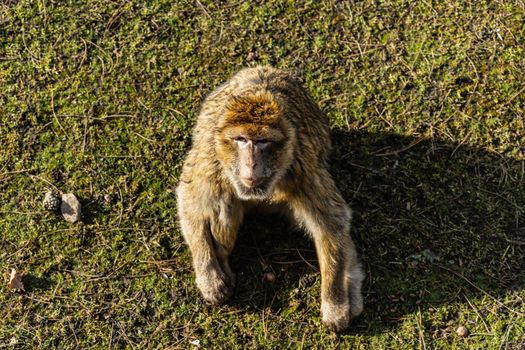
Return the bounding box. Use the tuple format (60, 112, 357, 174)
(8, 268, 25, 292)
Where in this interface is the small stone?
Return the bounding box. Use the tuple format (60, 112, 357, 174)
(43, 191, 61, 212)
(456, 325, 469, 337)
(60, 193, 82, 223)
(262, 272, 276, 283)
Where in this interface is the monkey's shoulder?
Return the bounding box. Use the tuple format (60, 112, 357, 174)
(180, 144, 221, 181)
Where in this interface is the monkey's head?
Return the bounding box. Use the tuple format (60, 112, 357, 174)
(215, 91, 296, 200)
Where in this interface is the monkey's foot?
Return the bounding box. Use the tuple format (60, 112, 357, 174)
(220, 262, 237, 288)
(196, 268, 234, 305)
(347, 266, 365, 318)
(349, 291, 364, 318)
(321, 301, 351, 333)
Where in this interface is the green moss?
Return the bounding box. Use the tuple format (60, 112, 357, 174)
(1, 0, 524, 348)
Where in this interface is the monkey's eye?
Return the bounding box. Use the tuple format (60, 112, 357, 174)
(234, 136, 248, 144)
(256, 140, 274, 149)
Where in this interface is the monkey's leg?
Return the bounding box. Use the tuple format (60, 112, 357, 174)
(290, 177, 364, 332)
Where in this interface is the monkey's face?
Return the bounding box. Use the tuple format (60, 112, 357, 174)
(216, 124, 293, 200)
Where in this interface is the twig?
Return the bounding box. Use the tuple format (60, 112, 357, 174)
(103, 1, 128, 39)
(504, 238, 525, 246)
(79, 38, 88, 68)
(503, 85, 525, 107)
(29, 174, 62, 194)
(86, 155, 144, 159)
(39, 0, 47, 22)
(498, 321, 513, 350)
(108, 323, 114, 350)
(476, 187, 522, 211)
(21, 26, 40, 64)
(82, 114, 89, 153)
(132, 130, 155, 144)
(51, 89, 67, 134)
(451, 131, 471, 158)
(0, 169, 33, 180)
(437, 264, 525, 317)
(0, 211, 41, 215)
(166, 107, 187, 119)
(195, 0, 212, 19)
(416, 307, 427, 350)
(295, 247, 319, 271)
(374, 135, 431, 157)
(111, 177, 124, 226)
(464, 294, 490, 333)
(261, 306, 267, 340)
(66, 317, 80, 347)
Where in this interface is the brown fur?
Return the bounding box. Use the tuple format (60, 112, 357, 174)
(176, 66, 364, 332)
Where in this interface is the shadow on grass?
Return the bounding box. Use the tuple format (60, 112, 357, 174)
(228, 129, 525, 335)
(22, 274, 53, 292)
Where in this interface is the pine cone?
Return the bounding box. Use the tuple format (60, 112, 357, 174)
(43, 191, 61, 212)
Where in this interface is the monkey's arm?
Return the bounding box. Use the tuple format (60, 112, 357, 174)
(177, 197, 232, 304)
(177, 167, 242, 304)
(288, 169, 363, 332)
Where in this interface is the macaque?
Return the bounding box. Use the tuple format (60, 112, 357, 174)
(177, 66, 363, 331)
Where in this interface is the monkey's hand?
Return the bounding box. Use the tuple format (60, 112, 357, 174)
(321, 301, 351, 333)
(195, 264, 234, 305)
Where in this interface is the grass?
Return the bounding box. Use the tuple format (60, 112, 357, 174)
(1, 0, 524, 348)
